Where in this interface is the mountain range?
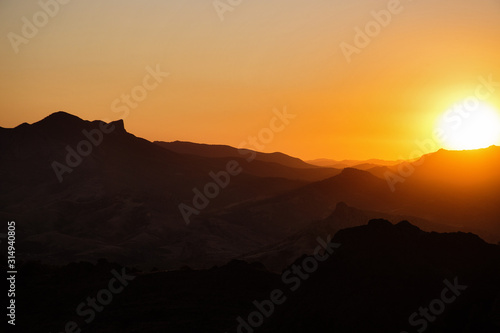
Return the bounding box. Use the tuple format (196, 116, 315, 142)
(1, 112, 500, 271)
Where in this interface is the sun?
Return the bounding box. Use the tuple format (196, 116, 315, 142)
(436, 100, 500, 150)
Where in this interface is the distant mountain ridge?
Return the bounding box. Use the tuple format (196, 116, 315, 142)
(307, 157, 403, 169)
(155, 140, 318, 169)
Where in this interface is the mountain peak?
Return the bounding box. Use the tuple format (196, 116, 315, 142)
(367, 218, 393, 228)
(395, 220, 422, 232)
(335, 201, 349, 211)
(341, 167, 362, 174)
(32, 111, 86, 133)
(109, 119, 125, 133)
(33, 111, 126, 135)
(334, 167, 380, 183)
(41, 111, 84, 124)
(330, 201, 351, 218)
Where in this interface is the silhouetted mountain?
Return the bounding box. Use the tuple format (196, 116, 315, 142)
(394, 146, 500, 240)
(215, 168, 398, 240)
(0, 112, 339, 268)
(220, 149, 500, 244)
(261, 220, 500, 333)
(2, 112, 500, 273)
(15, 221, 500, 332)
(237, 201, 462, 272)
(155, 140, 318, 169)
(307, 157, 401, 169)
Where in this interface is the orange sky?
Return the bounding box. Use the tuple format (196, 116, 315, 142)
(1, 0, 500, 160)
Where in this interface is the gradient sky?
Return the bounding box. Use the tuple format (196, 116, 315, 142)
(1, 0, 500, 160)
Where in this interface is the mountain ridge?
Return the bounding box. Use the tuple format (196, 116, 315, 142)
(2, 111, 500, 270)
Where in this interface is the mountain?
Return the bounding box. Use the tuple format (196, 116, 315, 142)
(307, 157, 402, 169)
(153, 141, 343, 182)
(155, 140, 317, 169)
(237, 202, 461, 272)
(15, 220, 500, 332)
(394, 146, 500, 238)
(220, 146, 500, 244)
(5, 112, 500, 332)
(214, 168, 398, 240)
(2, 112, 500, 272)
(261, 220, 500, 333)
(0, 112, 339, 269)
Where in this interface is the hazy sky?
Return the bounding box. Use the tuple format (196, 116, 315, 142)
(1, 0, 500, 160)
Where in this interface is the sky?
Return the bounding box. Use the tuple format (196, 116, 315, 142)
(1, 0, 500, 160)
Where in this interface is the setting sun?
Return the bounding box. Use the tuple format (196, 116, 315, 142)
(436, 101, 500, 150)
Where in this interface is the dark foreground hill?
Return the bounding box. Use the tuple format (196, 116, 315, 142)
(13, 220, 500, 333)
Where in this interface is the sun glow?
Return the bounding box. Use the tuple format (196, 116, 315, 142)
(436, 101, 500, 150)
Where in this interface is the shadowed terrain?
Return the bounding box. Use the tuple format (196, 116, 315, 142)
(1, 113, 500, 272)
(11, 220, 500, 333)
